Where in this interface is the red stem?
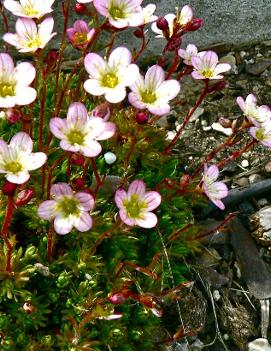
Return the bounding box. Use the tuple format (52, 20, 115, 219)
(91, 158, 101, 185)
(217, 139, 257, 169)
(166, 49, 180, 79)
(47, 224, 55, 261)
(66, 153, 72, 181)
(1, 196, 14, 272)
(164, 80, 209, 154)
(47, 153, 66, 198)
(132, 28, 147, 63)
(0, 6, 9, 52)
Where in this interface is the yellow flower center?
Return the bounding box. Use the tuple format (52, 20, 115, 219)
(5, 161, 23, 174)
(56, 196, 80, 218)
(201, 69, 214, 78)
(255, 128, 265, 141)
(102, 73, 119, 89)
(74, 32, 88, 45)
(24, 35, 43, 49)
(0, 82, 15, 98)
(109, 6, 125, 20)
(123, 194, 147, 219)
(141, 90, 157, 104)
(67, 129, 85, 146)
(23, 6, 39, 17)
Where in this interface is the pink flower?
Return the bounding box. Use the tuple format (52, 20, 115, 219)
(202, 164, 228, 210)
(93, 0, 144, 28)
(3, 0, 55, 18)
(84, 47, 139, 103)
(128, 65, 180, 116)
(191, 51, 231, 80)
(0, 53, 36, 108)
(249, 124, 271, 148)
(38, 183, 94, 235)
(236, 94, 271, 127)
(178, 44, 198, 65)
(67, 20, 95, 50)
(3, 17, 56, 53)
(90, 102, 111, 121)
(50, 102, 116, 157)
(0, 132, 47, 184)
(115, 180, 161, 228)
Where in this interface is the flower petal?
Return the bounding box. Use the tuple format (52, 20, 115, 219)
(127, 179, 146, 198)
(54, 216, 73, 235)
(38, 200, 56, 220)
(25, 152, 47, 170)
(104, 86, 126, 103)
(75, 192, 95, 211)
(108, 47, 132, 69)
(84, 79, 105, 96)
(74, 212, 93, 232)
(10, 132, 33, 153)
(144, 191, 161, 211)
(84, 53, 106, 79)
(204, 164, 219, 182)
(6, 171, 30, 184)
(115, 189, 127, 208)
(49, 118, 68, 139)
(135, 212, 158, 228)
(119, 209, 136, 226)
(14, 62, 35, 86)
(145, 65, 165, 90)
(50, 183, 73, 198)
(81, 140, 102, 157)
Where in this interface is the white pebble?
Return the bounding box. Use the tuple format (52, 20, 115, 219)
(241, 159, 249, 168)
(104, 152, 117, 165)
(211, 122, 233, 136)
(213, 290, 221, 301)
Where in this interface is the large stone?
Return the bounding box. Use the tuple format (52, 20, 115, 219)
(2, 0, 271, 61)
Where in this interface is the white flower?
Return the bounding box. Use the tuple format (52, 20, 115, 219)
(0, 53, 36, 108)
(151, 13, 176, 38)
(84, 46, 139, 103)
(93, 0, 144, 28)
(0, 132, 47, 184)
(38, 183, 94, 235)
(3, 0, 55, 18)
(128, 65, 180, 115)
(3, 17, 56, 53)
(50, 102, 116, 157)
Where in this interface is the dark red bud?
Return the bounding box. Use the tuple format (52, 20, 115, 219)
(133, 29, 144, 38)
(15, 188, 34, 206)
(2, 181, 17, 196)
(219, 117, 232, 128)
(5, 108, 21, 124)
(73, 177, 85, 189)
(109, 293, 128, 305)
(136, 111, 149, 124)
(207, 80, 227, 93)
(185, 18, 204, 32)
(74, 3, 87, 14)
(71, 154, 85, 166)
(156, 17, 169, 31)
(180, 174, 190, 188)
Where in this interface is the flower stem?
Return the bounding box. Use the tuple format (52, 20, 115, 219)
(164, 80, 209, 154)
(217, 139, 257, 169)
(47, 224, 55, 262)
(166, 49, 181, 79)
(47, 153, 66, 198)
(0, 6, 9, 52)
(91, 158, 102, 186)
(1, 195, 14, 272)
(132, 28, 147, 63)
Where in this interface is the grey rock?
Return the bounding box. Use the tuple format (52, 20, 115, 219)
(248, 338, 271, 351)
(249, 173, 263, 184)
(246, 60, 271, 76)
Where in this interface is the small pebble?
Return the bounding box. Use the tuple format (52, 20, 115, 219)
(258, 198, 268, 207)
(249, 173, 263, 184)
(248, 338, 271, 351)
(265, 162, 271, 173)
(241, 159, 249, 168)
(234, 177, 249, 187)
(213, 290, 221, 301)
(104, 152, 117, 165)
(223, 334, 230, 341)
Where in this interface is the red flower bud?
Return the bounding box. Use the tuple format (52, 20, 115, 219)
(23, 302, 35, 315)
(5, 108, 21, 124)
(180, 174, 190, 188)
(133, 29, 144, 38)
(185, 18, 204, 32)
(136, 111, 149, 124)
(74, 3, 87, 14)
(207, 80, 227, 93)
(15, 188, 34, 206)
(109, 292, 128, 305)
(71, 154, 85, 166)
(219, 117, 232, 128)
(73, 177, 85, 189)
(2, 181, 17, 196)
(156, 17, 169, 31)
